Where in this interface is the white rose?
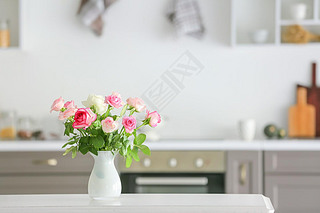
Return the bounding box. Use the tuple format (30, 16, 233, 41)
(82, 94, 107, 114)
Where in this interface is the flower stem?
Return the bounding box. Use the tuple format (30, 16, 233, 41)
(120, 126, 125, 135)
(136, 122, 147, 131)
(106, 105, 112, 117)
(129, 109, 135, 116)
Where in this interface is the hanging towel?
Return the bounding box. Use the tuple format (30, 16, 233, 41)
(167, 0, 205, 39)
(78, 0, 117, 36)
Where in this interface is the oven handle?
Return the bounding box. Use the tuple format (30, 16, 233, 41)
(135, 177, 209, 186)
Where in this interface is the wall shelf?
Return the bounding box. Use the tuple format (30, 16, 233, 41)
(280, 19, 320, 25)
(0, 47, 20, 51)
(231, 0, 320, 46)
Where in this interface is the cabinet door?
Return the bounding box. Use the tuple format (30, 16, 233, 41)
(265, 175, 320, 213)
(265, 151, 320, 174)
(0, 175, 89, 194)
(226, 151, 262, 194)
(0, 152, 93, 174)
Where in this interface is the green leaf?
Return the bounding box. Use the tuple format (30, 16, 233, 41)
(63, 146, 74, 156)
(64, 122, 74, 136)
(62, 140, 77, 148)
(90, 106, 96, 113)
(126, 155, 132, 168)
(131, 147, 140, 161)
(79, 136, 89, 145)
(104, 136, 110, 147)
(113, 134, 121, 142)
(79, 146, 89, 155)
(90, 147, 98, 156)
(135, 133, 146, 145)
(120, 104, 128, 117)
(112, 115, 117, 121)
(91, 136, 105, 149)
(108, 133, 113, 143)
(92, 120, 101, 128)
(64, 128, 70, 136)
(90, 128, 98, 135)
(101, 113, 107, 120)
(79, 143, 89, 155)
(120, 146, 126, 155)
(69, 125, 74, 135)
(140, 145, 151, 156)
(123, 139, 130, 149)
(72, 148, 77, 158)
(114, 141, 122, 149)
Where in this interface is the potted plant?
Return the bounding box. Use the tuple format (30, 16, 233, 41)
(50, 92, 161, 199)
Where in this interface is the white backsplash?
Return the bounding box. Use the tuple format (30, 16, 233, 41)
(0, 0, 319, 139)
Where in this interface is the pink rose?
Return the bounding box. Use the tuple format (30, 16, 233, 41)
(126, 97, 146, 112)
(50, 97, 64, 112)
(145, 110, 161, 127)
(58, 108, 78, 120)
(122, 116, 136, 134)
(72, 108, 97, 129)
(64, 100, 77, 109)
(105, 92, 123, 109)
(101, 117, 119, 133)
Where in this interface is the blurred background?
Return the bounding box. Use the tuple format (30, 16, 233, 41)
(1, 0, 320, 212)
(1, 0, 320, 139)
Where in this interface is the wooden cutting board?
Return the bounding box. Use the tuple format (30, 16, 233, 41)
(297, 63, 320, 136)
(289, 87, 316, 138)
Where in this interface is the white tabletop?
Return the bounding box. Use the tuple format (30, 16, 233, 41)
(1, 139, 320, 151)
(0, 194, 274, 213)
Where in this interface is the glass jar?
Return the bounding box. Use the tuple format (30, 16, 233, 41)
(0, 20, 10, 48)
(0, 111, 16, 140)
(17, 117, 34, 140)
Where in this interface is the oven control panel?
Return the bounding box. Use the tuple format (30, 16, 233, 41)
(118, 151, 225, 173)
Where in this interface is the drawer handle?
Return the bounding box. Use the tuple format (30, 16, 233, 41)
(136, 177, 208, 185)
(32, 158, 58, 166)
(239, 163, 247, 185)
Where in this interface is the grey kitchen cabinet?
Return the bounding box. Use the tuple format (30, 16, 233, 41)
(265, 175, 320, 213)
(226, 151, 263, 194)
(0, 175, 89, 194)
(264, 151, 320, 213)
(265, 151, 320, 174)
(0, 152, 93, 194)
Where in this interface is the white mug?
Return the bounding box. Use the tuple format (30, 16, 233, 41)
(239, 119, 256, 141)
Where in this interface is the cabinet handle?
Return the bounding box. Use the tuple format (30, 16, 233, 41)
(136, 177, 208, 185)
(239, 163, 247, 185)
(32, 158, 58, 166)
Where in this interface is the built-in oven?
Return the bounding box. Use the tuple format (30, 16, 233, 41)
(118, 151, 225, 194)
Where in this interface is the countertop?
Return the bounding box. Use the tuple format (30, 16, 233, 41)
(1, 139, 320, 151)
(0, 194, 274, 213)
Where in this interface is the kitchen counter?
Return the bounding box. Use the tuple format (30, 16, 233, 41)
(0, 194, 274, 213)
(1, 139, 320, 151)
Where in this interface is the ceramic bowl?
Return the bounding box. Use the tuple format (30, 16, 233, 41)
(250, 30, 269, 44)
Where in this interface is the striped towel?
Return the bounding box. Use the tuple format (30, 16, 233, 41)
(167, 0, 205, 39)
(78, 0, 117, 36)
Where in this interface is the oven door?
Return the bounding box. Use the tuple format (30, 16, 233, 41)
(121, 173, 225, 194)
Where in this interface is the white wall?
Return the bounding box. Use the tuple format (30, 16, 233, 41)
(1, 0, 319, 139)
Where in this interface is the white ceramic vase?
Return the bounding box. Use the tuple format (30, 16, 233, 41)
(88, 151, 121, 200)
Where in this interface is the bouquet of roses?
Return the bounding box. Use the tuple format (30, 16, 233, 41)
(50, 92, 161, 167)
